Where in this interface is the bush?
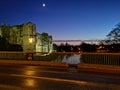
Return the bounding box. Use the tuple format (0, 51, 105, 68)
(80, 43, 97, 52)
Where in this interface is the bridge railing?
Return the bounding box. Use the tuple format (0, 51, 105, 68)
(80, 52, 120, 66)
(0, 51, 120, 66)
(0, 51, 25, 60)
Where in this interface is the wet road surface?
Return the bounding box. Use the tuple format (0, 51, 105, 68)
(0, 64, 119, 90)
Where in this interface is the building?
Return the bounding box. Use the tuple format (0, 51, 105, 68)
(0, 22, 53, 52)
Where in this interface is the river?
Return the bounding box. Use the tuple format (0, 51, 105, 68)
(54, 54, 81, 64)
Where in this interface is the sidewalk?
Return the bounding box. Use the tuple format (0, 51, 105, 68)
(0, 60, 69, 67)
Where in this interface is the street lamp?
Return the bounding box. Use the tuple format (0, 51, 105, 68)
(27, 36, 34, 61)
(29, 36, 33, 44)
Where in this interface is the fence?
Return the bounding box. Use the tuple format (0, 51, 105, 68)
(0, 51, 26, 60)
(0, 52, 50, 60)
(0, 52, 120, 66)
(80, 52, 120, 66)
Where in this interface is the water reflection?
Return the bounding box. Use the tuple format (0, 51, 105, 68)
(24, 71, 35, 76)
(54, 54, 81, 64)
(24, 78, 36, 87)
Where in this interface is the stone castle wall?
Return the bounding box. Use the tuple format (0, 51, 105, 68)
(0, 22, 53, 52)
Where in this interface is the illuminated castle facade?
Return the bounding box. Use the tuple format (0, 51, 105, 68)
(0, 22, 53, 52)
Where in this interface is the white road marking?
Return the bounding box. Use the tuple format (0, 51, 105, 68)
(10, 73, 120, 89)
(11, 73, 87, 84)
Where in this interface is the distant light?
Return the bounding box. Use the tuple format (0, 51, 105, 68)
(43, 3, 46, 7)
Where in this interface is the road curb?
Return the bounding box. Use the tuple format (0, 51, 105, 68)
(0, 60, 69, 67)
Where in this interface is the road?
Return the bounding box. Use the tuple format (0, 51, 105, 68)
(0, 64, 119, 90)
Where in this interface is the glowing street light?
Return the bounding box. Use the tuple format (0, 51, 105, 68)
(29, 37, 33, 44)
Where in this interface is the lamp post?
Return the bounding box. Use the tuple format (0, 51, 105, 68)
(27, 36, 34, 61)
(28, 36, 34, 52)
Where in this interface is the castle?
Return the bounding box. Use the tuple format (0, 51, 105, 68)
(0, 22, 53, 52)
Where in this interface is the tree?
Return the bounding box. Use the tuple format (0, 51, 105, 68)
(7, 44, 23, 51)
(1, 24, 10, 41)
(80, 43, 97, 52)
(106, 23, 120, 44)
(0, 36, 8, 51)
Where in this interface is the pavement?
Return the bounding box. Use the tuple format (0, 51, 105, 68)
(0, 64, 120, 90)
(0, 60, 69, 67)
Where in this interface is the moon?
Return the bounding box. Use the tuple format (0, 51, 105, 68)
(43, 3, 46, 7)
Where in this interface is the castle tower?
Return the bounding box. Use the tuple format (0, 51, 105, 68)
(22, 22, 36, 51)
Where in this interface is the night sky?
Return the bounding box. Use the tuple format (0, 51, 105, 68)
(0, 0, 120, 40)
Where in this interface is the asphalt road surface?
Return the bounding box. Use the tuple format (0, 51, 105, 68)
(0, 64, 119, 90)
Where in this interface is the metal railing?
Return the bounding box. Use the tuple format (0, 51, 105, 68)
(0, 51, 120, 66)
(0, 51, 26, 60)
(80, 52, 120, 66)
